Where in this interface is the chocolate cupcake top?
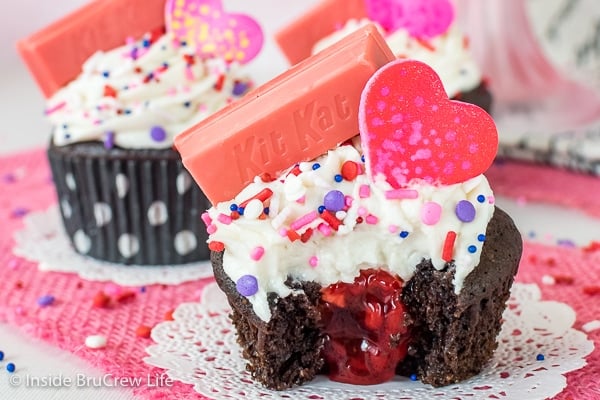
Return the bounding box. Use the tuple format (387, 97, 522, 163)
(45, 31, 253, 150)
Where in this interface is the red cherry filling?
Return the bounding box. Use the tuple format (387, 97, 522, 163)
(319, 269, 410, 385)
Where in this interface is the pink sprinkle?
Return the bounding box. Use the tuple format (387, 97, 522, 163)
(359, 185, 371, 198)
(296, 196, 306, 204)
(385, 189, 419, 200)
(126, 36, 135, 45)
(185, 66, 195, 81)
(15, 306, 26, 316)
(318, 223, 332, 237)
(388, 225, 398, 233)
(278, 228, 288, 237)
(104, 283, 122, 296)
(250, 246, 265, 261)
(488, 196, 495, 204)
(167, 88, 177, 96)
(217, 213, 232, 225)
(345, 196, 354, 207)
(357, 207, 368, 217)
(421, 202, 442, 225)
(309, 256, 318, 267)
(365, 215, 379, 225)
(201, 212, 212, 226)
(206, 224, 217, 234)
(45, 101, 66, 115)
(291, 211, 318, 231)
(7, 259, 18, 270)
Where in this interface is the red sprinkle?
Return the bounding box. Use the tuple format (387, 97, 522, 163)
(103, 85, 118, 98)
(442, 231, 457, 262)
(92, 292, 111, 308)
(287, 165, 302, 177)
(259, 172, 275, 182)
(164, 309, 175, 321)
(239, 188, 274, 208)
(583, 286, 600, 295)
(208, 241, 225, 252)
(286, 229, 301, 242)
(116, 291, 136, 303)
(214, 74, 226, 91)
(135, 325, 152, 338)
(553, 275, 574, 285)
(583, 241, 600, 253)
(321, 210, 341, 231)
(183, 54, 195, 66)
(341, 161, 359, 181)
(416, 38, 436, 51)
(301, 228, 314, 243)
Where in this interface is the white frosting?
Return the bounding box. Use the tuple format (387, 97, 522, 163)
(46, 32, 252, 149)
(313, 19, 482, 98)
(206, 141, 495, 321)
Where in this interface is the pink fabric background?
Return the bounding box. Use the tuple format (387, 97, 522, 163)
(1, 148, 599, 399)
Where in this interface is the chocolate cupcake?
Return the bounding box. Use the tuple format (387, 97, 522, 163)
(44, 30, 254, 265)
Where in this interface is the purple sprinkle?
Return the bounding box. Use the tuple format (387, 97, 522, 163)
(236, 275, 258, 297)
(557, 239, 576, 248)
(455, 200, 476, 222)
(323, 190, 345, 212)
(37, 295, 55, 307)
(150, 126, 167, 142)
(12, 207, 29, 218)
(2, 173, 16, 183)
(104, 131, 115, 149)
(232, 81, 249, 96)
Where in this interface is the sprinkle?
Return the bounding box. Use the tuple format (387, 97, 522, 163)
(286, 229, 301, 242)
(238, 207, 245, 215)
(263, 207, 270, 215)
(271, 206, 292, 229)
(217, 213, 232, 225)
(318, 223, 333, 236)
(164, 309, 175, 321)
(468, 245, 477, 253)
(150, 126, 167, 142)
(345, 196, 353, 207)
(553, 275, 574, 285)
(488, 196, 495, 204)
(103, 131, 115, 149)
(541, 275, 555, 285)
(334, 174, 343, 183)
(399, 231, 409, 238)
(291, 211, 318, 231)
(421, 202, 442, 225)
(201, 212, 213, 226)
(442, 231, 457, 262)
(7, 259, 18, 270)
(0, 351, 4, 361)
(341, 161, 359, 180)
(582, 320, 600, 332)
(388, 225, 398, 233)
(206, 224, 217, 234)
(102, 71, 110, 78)
(103, 85, 118, 98)
(243, 199, 264, 219)
(135, 325, 152, 338)
(236, 275, 259, 296)
(6, 363, 15, 373)
(455, 200, 476, 222)
(208, 241, 225, 252)
(477, 234, 486, 242)
(44, 101, 66, 115)
(232, 81, 249, 96)
(104, 283, 121, 296)
(321, 210, 341, 230)
(365, 214, 378, 225)
(409, 373, 418, 381)
(477, 194, 486, 203)
(583, 286, 600, 295)
(278, 228, 288, 237)
(536, 354, 545, 361)
(317, 205, 326, 214)
(115, 291, 136, 303)
(309, 256, 318, 267)
(385, 189, 418, 200)
(301, 228, 314, 243)
(139, 286, 147, 293)
(336, 211, 347, 220)
(250, 246, 265, 261)
(239, 188, 274, 208)
(324, 190, 345, 212)
(183, 101, 191, 107)
(185, 66, 195, 81)
(312, 163, 321, 170)
(11, 207, 29, 218)
(92, 291, 111, 308)
(359, 185, 371, 198)
(214, 74, 226, 91)
(37, 295, 55, 307)
(85, 335, 107, 349)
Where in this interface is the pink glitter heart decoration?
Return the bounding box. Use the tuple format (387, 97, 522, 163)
(365, 0, 454, 38)
(358, 60, 498, 188)
(165, 0, 263, 64)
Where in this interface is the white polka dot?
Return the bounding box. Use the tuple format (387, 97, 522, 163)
(147, 201, 168, 226)
(115, 173, 129, 198)
(65, 173, 76, 191)
(61, 199, 72, 218)
(174, 230, 197, 256)
(176, 171, 193, 195)
(118, 234, 139, 258)
(73, 230, 91, 254)
(94, 202, 113, 226)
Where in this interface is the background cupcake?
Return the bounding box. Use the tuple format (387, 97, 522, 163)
(19, 0, 264, 265)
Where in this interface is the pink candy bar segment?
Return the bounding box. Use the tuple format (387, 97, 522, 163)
(275, 0, 367, 65)
(175, 24, 395, 205)
(16, 0, 165, 98)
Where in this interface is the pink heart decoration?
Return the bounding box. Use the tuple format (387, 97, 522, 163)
(365, 0, 454, 39)
(358, 60, 498, 188)
(165, 0, 263, 64)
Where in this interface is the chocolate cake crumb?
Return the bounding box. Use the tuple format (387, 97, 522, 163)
(211, 207, 522, 390)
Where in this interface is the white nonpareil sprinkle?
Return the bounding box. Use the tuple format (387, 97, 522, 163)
(541, 275, 556, 285)
(582, 320, 600, 333)
(85, 335, 107, 349)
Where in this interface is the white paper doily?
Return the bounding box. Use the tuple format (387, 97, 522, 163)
(12, 205, 213, 286)
(145, 282, 594, 400)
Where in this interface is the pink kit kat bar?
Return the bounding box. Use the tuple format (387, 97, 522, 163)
(16, 0, 165, 98)
(175, 24, 395, 205)
(275, 0, 367, 65)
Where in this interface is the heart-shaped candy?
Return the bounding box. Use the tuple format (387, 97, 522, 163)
(365, 0, 454, 39)
(165, 0, 263, 64)
(358, 60, 498, 188)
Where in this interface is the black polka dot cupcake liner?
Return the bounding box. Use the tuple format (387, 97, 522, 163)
(47, 141, 210, 265)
